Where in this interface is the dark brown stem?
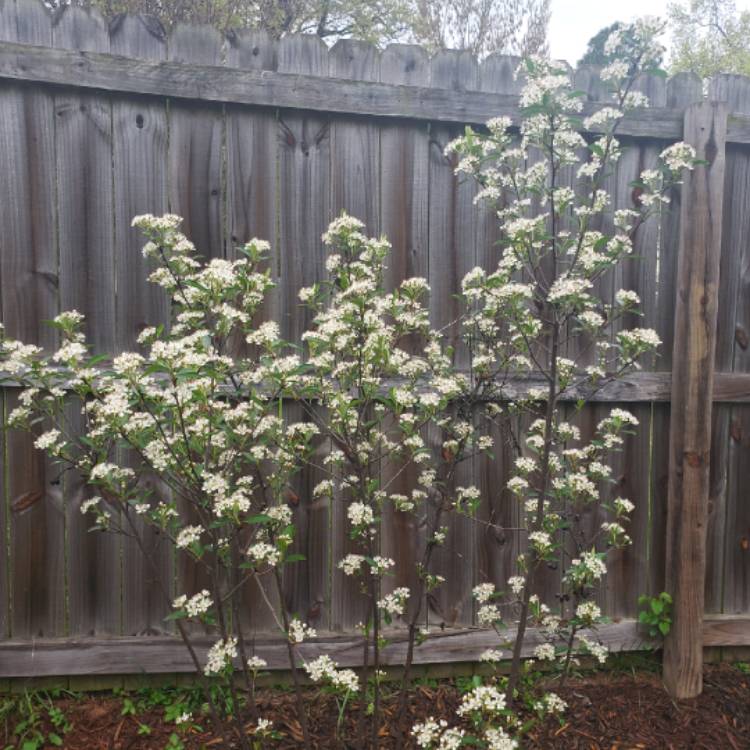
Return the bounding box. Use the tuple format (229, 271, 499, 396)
(272, 567, 312, 750)
(231, 535, 259, 722)
(119, 509, 233, 748)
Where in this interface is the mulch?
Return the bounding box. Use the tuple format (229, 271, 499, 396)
(3, 664, 749, 749)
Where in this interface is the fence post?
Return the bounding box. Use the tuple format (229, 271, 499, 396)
(664, 100, 727, 699)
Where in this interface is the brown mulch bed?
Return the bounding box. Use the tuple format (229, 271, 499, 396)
(3, 664, 749, 748)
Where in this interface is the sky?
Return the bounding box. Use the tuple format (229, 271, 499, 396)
(548, 0, 750, 66)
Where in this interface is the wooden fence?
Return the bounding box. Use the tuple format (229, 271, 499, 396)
(0, 0, 749, 679)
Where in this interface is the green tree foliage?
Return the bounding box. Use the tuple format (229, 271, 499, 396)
(409, 0, 550, 58)
(669, 0, 750, 77)
(49, 0, 413, 40)
(579, 21, 665, 68)
(49, 0, 549, 55)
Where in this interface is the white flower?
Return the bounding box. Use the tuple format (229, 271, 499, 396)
(614, 496, 635, 515)
(508, 576, 525, 595)
(479, 648, 504, 662)
(247, 655, 267, 671)
(618, 327, 661, 349)
(533, 643, 556, 661)
(472, 582, 496, 603)
(567, 550, 607, 583)
(176, 525, 202, 549)
(288, 618, 316, 644)
(534, 692, 567, 714)
(34, 429, 61, 451)
(250, 718, 273, 735)
(412, 718, 447, 748)
(80, 497, 101, 515)
(54, 310, 84, 327)
(304, 655, 359, 692)
(173, 590, 212, 618)
(484, 727, 518, 750)
(348, 502, 374, 527)
(477, 604, 501, 626)
(377, 587, 410, 617)
(204, 637, 237, 676)
(660, 142, 696, 172)
(457, 685, 506, 716)
(248, 542, 281, 567)
(313, 479, 334, 497)
(507, 476, 529, 495)
(576, 600, 601, 621)
(514, 457, 536, 474)
(615, 289, 640, 307)
(528, 531, 553, 553)
(578, 633, 609, 664)
(338, 554, 365, 576)
(371, 556, 394, 574)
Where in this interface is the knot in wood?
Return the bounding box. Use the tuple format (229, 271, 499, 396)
(685, 451, 704, 468)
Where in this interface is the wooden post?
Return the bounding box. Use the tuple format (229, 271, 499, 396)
(664, 100, 728, 699)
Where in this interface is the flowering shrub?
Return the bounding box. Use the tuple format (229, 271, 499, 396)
(406, 17, 698, 746)
(0, 16, 699, 749)
(291, 214, 496, 740)
(0, 217, 320, 748)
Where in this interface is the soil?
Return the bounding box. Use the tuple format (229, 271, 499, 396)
(3, 664, 749, 749)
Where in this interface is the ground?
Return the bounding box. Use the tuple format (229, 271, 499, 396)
(2, 663, 749, 748)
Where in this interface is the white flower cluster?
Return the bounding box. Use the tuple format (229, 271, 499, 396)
(288, 618, 316, 644)
(347, 502, 374, 527)
(377, 587, 410, 617)
(457, 684, 507, 716)
(247, 542, 281, 567)
(173, 590, 212, 618)
(303, 655, 359, 692)
(338, 553, 365, 576)
(204, 637, 237, 676)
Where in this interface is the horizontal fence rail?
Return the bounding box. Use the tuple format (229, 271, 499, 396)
(4, 39, 750, 141)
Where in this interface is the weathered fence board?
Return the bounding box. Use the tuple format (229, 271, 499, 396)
(664, 101, 728, 698)
(1, 1, 750, 674)
(110, 13, 171, 638)
(52, 5, 115, 639)
(0, 0, 62, 642)
(0, 615, 747, 677)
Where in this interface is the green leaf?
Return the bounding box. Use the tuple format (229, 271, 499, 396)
(47, 734, 63, 746)
(658, 620, 671, 636)
(650, 599, 663, 615)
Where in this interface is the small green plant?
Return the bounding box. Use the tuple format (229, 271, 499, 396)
(0, 690, 74, 750)
(638, 592, 673, 637)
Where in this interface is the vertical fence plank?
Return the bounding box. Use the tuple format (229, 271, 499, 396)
(605, 76, 666, 619)
(164, 22, 224, 636)
(276, 34, 331, 630)
(709, 75, 750, 616)
(224, 29, 281, 633)
(427, 49, 480, 628)
(650, 75, 704, 611)
(110, 14, 170, 636)
(475, 54, 523, 616)
(0, 0, 63, 639)
(379, 45, 429, 292)
(327, 39, 382, 632)
(377, 43, 430, 630)
(664, 100, 727, 699)
(52, 4, 115, 637)
(167, 24, 225, 262)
